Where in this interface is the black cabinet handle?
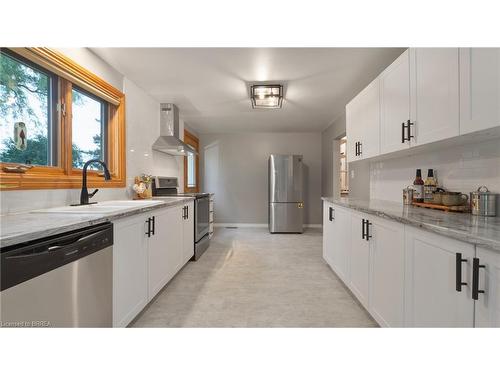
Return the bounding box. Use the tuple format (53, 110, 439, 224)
(146, 218, 151, 238)
(186, 205, 189, 220)
(362, 219, 366, 239)
(329, 207, 334, 221)
(455, 253, 468, 292)
(365, 220, 372, 240)
(151, 216, 155, 236)
(472, 257, 485, 300)
(406, 119, 414, 141)
(402, 120, 414, 142)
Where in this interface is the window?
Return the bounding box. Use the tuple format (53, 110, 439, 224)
(184, 129, 199, 193)
(71, 87, 107, 169)
(0, 48, 126, 190)
(0, 49, 58, 166)
(186, 151, 196, 187)
(339, 136, 349, 196)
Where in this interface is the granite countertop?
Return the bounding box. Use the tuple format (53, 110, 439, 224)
(0, 197, 194, 248)
(322, 197, 500, 252)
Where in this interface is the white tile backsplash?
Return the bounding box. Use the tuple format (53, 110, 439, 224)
(0, 188, 128, 214)
(370, 138, 500, 203)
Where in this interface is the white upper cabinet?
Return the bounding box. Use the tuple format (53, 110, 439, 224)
(347, 48, 500, 162)
(380, 49, 411, 154)
(474, 247, 500, 327)
(409, 48, 460, 146)
(459, 48, 500, 135)
(346, 77, 380, 162)
(404, 227, 474, 327)
(346, 93, 362, 163)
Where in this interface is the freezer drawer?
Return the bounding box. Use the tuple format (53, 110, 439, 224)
(269, 202, 304, 233)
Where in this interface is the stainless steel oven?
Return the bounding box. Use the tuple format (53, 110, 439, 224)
(151, 176, 211, 260)
(195, 196, 209, 242)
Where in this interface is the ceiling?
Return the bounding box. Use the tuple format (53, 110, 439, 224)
(92, 48, 406, 133)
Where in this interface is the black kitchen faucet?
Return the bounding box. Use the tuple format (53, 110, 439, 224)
(73, 159, 111, 206)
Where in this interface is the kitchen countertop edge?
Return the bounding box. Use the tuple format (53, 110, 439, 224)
(322, 197, 500, 252)
(0, 197, 195, 248)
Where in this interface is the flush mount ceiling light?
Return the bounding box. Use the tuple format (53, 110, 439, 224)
(250, 84, 284, 109)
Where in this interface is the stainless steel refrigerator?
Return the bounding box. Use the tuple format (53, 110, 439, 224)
(268, 154, 304, 233)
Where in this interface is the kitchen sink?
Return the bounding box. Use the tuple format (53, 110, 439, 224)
(98, 200, 162, 207)
(31, 200, 163, 214)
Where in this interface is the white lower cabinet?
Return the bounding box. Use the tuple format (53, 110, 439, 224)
(113, 213, 149, 328)
(404, 227, 474, 327)
(322, 202, 500, 327)
(322, 202, 335, 266)
(349, 213, 370, 308)
(322, 202, 351, 284)
(369, 216, 405, 327)
(182, 201, 195, 265)
(148, 206, 183, 300)
(113, 203, 192, 327)
(474, 247, 500, 327)
(324, 204, 405, 327)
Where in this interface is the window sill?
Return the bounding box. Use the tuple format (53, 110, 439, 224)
(0, 169, 125, 190)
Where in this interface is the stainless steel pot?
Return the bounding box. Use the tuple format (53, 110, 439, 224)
(470, 186, 497, 217)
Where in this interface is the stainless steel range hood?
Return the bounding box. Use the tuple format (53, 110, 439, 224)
(152, 103, 197, 156)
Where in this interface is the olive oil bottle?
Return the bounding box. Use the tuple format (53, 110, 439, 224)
(424, 169, 437, 203)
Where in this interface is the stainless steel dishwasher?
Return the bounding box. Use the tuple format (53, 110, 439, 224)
(0, 222, 113, 328)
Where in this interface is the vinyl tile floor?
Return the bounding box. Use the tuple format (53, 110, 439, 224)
(132, 227, 377, 327)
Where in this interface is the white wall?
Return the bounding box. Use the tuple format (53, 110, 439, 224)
(370, 138, 500, 203)
(123, 78, 184, 194)
(1, 48, 183, 214)
(199, 132, 323, 225)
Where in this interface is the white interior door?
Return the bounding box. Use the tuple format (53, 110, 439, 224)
(380, 49, 411, 154)
(459, 48, 500, 135)
(404, 227, 474, 327)
(410, 48, 460, 146)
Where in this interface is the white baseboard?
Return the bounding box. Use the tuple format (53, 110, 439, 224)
(214, 223, 322, 228)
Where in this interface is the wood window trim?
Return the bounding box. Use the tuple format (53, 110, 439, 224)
(183, 129, 199, 193)
(0, 48, 126, 190)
